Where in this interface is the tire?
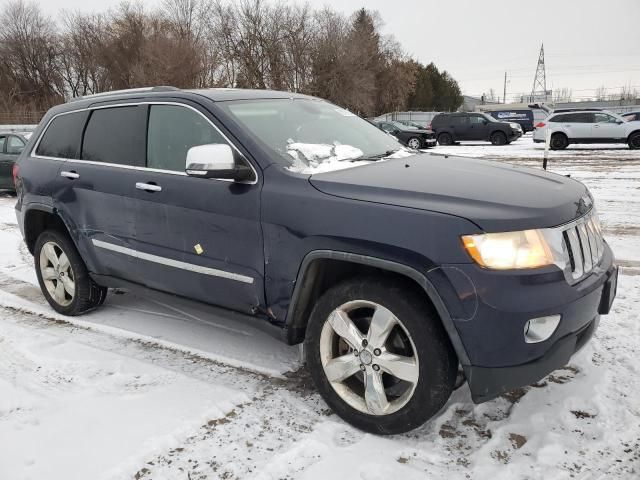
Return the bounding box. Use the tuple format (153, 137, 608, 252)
(406, 137, 422, 150)
(437, 132, 453, 146)
(34, 229, 107, 316)
(628, 131, 640, 150)
(550, 132, 569, 150)
(305, 276, 457, 435)
(490, 131, 507, 145)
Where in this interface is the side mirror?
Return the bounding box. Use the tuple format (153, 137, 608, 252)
(393, 129, 401, 134)
(185, 144, 254, 182)
(482, 120, 488, 125)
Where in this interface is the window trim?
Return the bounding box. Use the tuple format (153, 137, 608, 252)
(31, 101, 259, 185)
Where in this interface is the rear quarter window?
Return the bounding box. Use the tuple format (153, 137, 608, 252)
(35, 111, 89, 159)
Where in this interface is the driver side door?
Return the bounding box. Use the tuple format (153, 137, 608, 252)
(468, 115, 489, 140)
(592, 112, 626, 141)
(132, 102, 264, 314)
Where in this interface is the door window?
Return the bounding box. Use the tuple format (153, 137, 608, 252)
(594, 113, 619, 123)
(7, 135, 25, 154)
(147, 105, 228, 172)
(0, 136, 5, 152)
(35, 111, 88, 159)
(469, 115, 486, 124)
(82, 106, 146, 166)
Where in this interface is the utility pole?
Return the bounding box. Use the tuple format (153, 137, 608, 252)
(503, 71, 507, 104)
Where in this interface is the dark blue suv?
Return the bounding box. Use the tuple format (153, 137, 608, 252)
(14, 87, 618, 434)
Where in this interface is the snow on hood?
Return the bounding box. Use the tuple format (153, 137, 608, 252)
(286, 142, 415, 174)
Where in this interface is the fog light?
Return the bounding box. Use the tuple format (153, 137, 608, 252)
(524, 315, 561, 343)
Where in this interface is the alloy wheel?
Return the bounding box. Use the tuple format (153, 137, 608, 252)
(319, 300, 419, 416)
(39, 241, 75, 306)
(407, 138, 421, 150)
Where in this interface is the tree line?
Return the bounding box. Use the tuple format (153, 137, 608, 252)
(0, 0, 463, 122)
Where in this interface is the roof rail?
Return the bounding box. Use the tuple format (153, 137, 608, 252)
(69, 86, 179, 102)
(552, 108, 603, 113)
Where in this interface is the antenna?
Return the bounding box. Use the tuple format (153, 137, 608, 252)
(530, 44, 547, 102)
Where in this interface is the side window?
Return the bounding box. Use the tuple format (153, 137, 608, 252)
(469, 115, 485, 124)
(35, 111, 88, 159)
(548, 114, 564, 123)
(7, 135, 25, 154)
(594, 113, 618, 123)
(574, 113, 595, 123)
(380, 123, 394, 133)
(147, 105, 228, 172)
(0, 135, 6, 152)
(82, 106, 146, 166)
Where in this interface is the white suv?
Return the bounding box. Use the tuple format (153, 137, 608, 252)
(533, 109, 640, 150)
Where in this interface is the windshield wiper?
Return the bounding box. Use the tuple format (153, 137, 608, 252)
(362, 149, 402, 160)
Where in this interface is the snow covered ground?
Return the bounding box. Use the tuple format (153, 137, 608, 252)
(0, 136, 638, 479)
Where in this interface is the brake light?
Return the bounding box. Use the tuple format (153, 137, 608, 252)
(12, 163, 19, 188)
(535, 122, 546, 129)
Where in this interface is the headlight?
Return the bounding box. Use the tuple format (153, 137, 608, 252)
(462, 229, 555, 269)
(510, 123, 521, 129)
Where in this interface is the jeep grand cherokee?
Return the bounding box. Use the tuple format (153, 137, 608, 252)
(13, 87, 618, 434)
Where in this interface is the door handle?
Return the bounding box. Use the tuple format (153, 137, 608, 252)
(136, 182, 162, 192)
(593, 125, 600, 128)
(60, 170, 80, 179)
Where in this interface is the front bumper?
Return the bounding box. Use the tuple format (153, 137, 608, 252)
(428, 243, 617, 402)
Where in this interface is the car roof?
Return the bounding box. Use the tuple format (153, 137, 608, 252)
(50, 87, 317, 116)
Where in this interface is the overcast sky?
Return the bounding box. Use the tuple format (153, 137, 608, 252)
(34, 0, 640, 101)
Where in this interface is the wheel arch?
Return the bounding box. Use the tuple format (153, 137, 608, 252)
(23, 206, 72, 254)
(627, 129, 640, 141)
(284, 250, 470, 365)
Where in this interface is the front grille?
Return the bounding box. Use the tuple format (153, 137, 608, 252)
(561, 211, 604, 283)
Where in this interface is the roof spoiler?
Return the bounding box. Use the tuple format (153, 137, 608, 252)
(528, 102, 553, 113)
(69, 86, 179, 102)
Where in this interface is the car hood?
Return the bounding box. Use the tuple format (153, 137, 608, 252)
(309, 153, 590, 232)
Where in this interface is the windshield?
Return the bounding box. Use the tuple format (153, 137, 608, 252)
(221, 98, 408, 172)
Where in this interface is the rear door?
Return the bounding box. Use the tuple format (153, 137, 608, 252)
(54, 105, 144, 282)
(132, 102, 264, 314)
(592, 112, 626, 141)
(556, 112, 593, 140)
(447, 115, 469, 140)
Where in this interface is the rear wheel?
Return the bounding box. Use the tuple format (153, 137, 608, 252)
(490, 131, 507, 145)
(550, 132, 569, 150)
(34, 230, 107, 315)
(628, 131, 640, 150)
(437, 132, 453, 145)
(305, 277, 457, 435)
(407, 137, 422, 150)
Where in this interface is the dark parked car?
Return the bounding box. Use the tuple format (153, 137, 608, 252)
(486, 109, 535, 133)
(431, 112, 521, 145)
(373, 120, 436, 149)
(0, 133, 27, 191)
(15, 87, 617, 435)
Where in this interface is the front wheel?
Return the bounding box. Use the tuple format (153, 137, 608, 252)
(406, 137, 422, 150)
(305, 277, 457, 435)
(628, 132, 640, 150)
(490, 131, 507, 145)
(34, 229, 107, 315)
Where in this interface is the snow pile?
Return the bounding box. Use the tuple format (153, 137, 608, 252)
(286, 142, 416, 174)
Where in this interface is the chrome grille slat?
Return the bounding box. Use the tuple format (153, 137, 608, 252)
(565, 227, 583, 279)
(561, 211, 604, 283)
(578, 222, 593, 272)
